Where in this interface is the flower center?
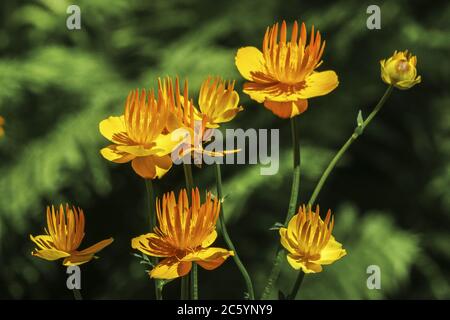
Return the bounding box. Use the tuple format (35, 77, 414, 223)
(396, 60, 410, 73)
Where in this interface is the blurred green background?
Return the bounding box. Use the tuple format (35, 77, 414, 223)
(0, 0, 449, 299)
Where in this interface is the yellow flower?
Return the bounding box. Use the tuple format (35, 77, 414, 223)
(279, 205, 346, 273)
(131, 188, 234, 279)
(99, 88, 181, 179)
(30, 205, 113, 266)
(235, 20, 338, 118)
(197, 76, 243, 128)
(0, 116, 4, 138)
(380, 50, 421, 89)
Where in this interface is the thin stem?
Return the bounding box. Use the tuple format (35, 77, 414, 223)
(182, 163, 197, 300)
(191, 264, 198, 299)
(287, 271, 305, 300)
(215, 163, 255, 300)
(144, 179, 163, 300)
(308, 85, 393, 206)
(72, 288, 82, 300)
(261, 117, 301, 300)
(181, 276, 190, 300)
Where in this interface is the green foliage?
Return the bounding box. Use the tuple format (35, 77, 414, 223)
(0, 0, 449, 299)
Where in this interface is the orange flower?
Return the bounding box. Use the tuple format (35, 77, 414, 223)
(235, 21, 338, 118)
(131, 188, 234, 279)
(30, 205, 113, 266)
(99, 88, 182, 179)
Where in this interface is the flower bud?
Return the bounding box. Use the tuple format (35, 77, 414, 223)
(380, 50, 421, 89)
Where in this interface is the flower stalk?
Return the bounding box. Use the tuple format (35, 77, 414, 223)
(144, 179, 163, 300)
(182, 163, 197, 300)
(261, 116, 301, 299)
(215, 163, 255, 300)
(308, 85, 393, 206)
(287, 271, 304, 300)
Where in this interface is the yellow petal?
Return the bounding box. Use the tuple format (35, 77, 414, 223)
(131, 156, 157, 179)
(131, 233, 174, 257)
(100, 145, 136, 163)
(235, 47, 266, 81)
(299, 71, 339, 99)
(116, 145, 155, 157)
(32, 248, 70, 261)
(63, 253, 95, 266)
(30, 234, 55, 250)
(99, 116, 127, 143)
(150, 257, 192, 280)
(316, 236, 346, 265)
(264, 100, 308, 118)
(183, 247, 234, 270)
(77, 238, 113, 256)
(286, 254, 322, 273)
(279, 228, 297, 254)
(153, 131, 186, 157)
(201, 230, 217, 248)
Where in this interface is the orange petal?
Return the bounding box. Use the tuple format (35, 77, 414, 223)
(63, 253, 95, 266)
(264, 100, 308, 118)
(77, 238, 113, 255)
(131, 156, 157, 179)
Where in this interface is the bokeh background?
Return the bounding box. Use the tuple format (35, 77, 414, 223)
(0, 0, 449, 299)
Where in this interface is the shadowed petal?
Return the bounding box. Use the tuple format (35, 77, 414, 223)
(150, 257, 192, 279)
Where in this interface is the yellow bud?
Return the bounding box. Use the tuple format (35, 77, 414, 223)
(380, 50, 421, 89)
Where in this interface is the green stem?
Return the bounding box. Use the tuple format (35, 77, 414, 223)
(181, 276, 190, 300)
(72, 288, 82, 300)
(261, 117, 301, 300)
(145, 179, 163, 300)
(182, 163, 197, 300)
(287, 271, 305, 300)
(215, 163, 255, 300)
(308, 85, 393, 206)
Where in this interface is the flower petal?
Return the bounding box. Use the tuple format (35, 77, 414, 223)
(153, 155, 173, 179)
(153, 131, 186, 157)
(299, 71, 339, 99)
(99, 116, 127, 143)
(235, 47, 266, 81)
(100, 145, 136, 163)
(116, 145, 155, 157)
(150, 257, 192, 279)
(279, 228, 297, 254)
(201, 230, 218, 248)
(131, 233, 174, 257)
(63, 253, 95, 266)
(32, 248, 70, 261)
(264, 100, 308, 118)
(131, 156, 157, 179)
(77, 238, 113, 256)
(183, 247, 234, 270)
(287, 254, 323, 273)
(316, 236, 346, 265)
(30, 235, 55, 250)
